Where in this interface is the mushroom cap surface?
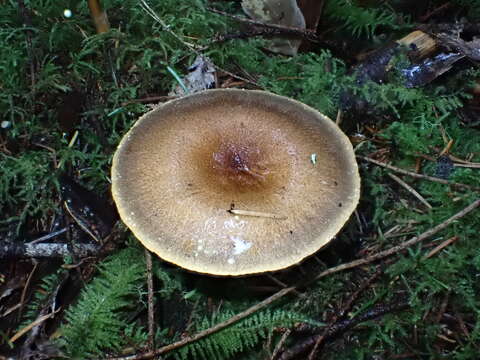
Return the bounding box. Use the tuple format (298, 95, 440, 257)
(112, 89, 360, 276)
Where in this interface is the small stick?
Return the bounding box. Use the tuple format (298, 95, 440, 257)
(145, 249, 155, 351)
(335, 109, 343, 125)
(431, 146, 480, 165)
(17, 262, 38, 321)
(10, 309, 59, 343)
(104, 198, 480, 360)
(423, 236, 459, 259)
(228, 209, 287, 220)
(454, 163, 480, 169)
(27, 227, 68, 245)
(358, 156, 480, 191)
(121, 95, 176, 106)
(271, 329, 291, 360)
(388, 173, 433, 209)
(416, 153, 480, 168)
(267, 274, 302, 297)
(419, 2, 451, 22)
(439, 139, 454, 156)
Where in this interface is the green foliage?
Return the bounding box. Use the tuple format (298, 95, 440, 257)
(325, 0, 410, 38)
(173, 309, 304, 360)
(257, 51, 350, 117)
(59, 247, 147, 358)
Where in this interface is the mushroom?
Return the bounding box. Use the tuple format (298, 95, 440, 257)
(111, 89, 360, 276)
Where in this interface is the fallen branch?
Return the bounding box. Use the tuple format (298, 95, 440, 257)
(207, 7, 319, 43)
(104, 198, 480, 360)
(0, 242, 99, 259)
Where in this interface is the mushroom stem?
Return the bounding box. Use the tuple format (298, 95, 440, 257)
(228, 209, 287, 220)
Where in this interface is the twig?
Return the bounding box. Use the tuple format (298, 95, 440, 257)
(439, 139, 454, 157)
(307, 267, 383, 359)
(0, 242, 99, 259)
(419, 2, 451, 22)
(431, 146, 480, 165)
(17, 262, 38, 321)
(388, 173, 433, 209)
(121, 95, 176, 106)
(270, 329, 291, 360)
(335, 109, 343, 126)
(267, 274, 303, 297)
(206, 7, 319, 43)
(104, 198, 480, 360)
(10, 312, 56, 343)
(358, 156, 480, 191)
(228, 209, 287, 220)
(27, 227, 68, 245)
(210, 28, 301, 45)
(280, 301, 410, 360)
(145, 249, 155, 352)
(416, 153, 480, 168)
(422, 236, 459, 259)
(311, 198, 480, 282)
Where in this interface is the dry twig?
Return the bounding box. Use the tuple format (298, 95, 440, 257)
(207, 7, 319, 43)
(359, 156, 480, 191)
(388, 173, 433, 209)
(423, 236, 459, 259)
(145, 249, 155, 352)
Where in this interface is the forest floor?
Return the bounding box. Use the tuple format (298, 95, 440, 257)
(1, 1, 480, 359)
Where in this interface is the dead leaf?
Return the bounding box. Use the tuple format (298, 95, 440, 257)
(170, 56, 216, 96)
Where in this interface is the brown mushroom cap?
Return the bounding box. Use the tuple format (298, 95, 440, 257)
(111, 89, 360, 276)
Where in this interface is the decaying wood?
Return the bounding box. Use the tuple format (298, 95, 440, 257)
(397, 30, 438, 60)
(0, 242, 99, 259)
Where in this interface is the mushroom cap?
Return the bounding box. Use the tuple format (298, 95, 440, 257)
(111, 89, 360, 276)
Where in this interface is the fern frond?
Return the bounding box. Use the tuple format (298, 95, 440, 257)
(173, 309, 305, 360)
(59, 247, 147, 358)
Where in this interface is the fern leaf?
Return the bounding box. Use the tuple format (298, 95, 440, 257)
(173, 309, 305, 360)
(59, 247, 146, 358)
